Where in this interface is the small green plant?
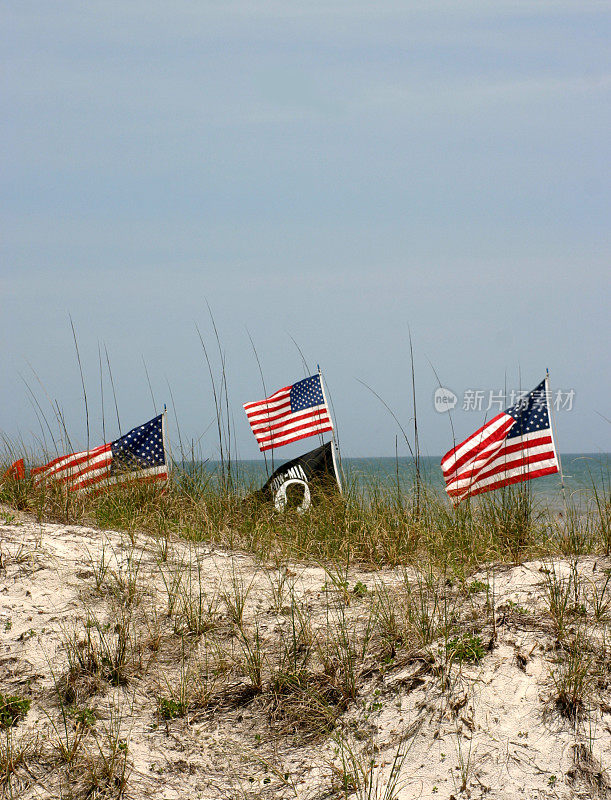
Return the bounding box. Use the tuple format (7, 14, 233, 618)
(353, 581, 368, 598)
(174, 549, 219, 636)
(507, 599, 529, 615)
(157, 697, 186, 720)
(74, 707, 97, 728)
(373, 582, 409, 658)
(319, 601, 376, 703)
(108, 547, 144, 607)
(446, 633, 485, 664)
(403, 568, 449, 647)
(362, 691, 383, 719)
(268, 567, 293, 613)
(467, 579, 489, 594)
(0, 694, 30, 729)
(322, 561, 352, 604)
(153, 511, 173, 563)
(455, 724, 473, 793)
(156, 639, 215, 723)
(158, 556, 185, 617)
(237, 622, 265, 694)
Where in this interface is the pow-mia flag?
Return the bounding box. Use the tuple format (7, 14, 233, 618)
(254, 442, 342, 512)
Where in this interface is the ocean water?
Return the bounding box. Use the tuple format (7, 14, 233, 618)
(193, 453, 609, 510)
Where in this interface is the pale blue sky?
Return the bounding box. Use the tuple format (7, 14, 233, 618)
(1, 1, 609, 459)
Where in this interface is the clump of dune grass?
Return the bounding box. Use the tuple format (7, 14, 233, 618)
(551, 627, 599, 721)
(0, 728, 38, 797)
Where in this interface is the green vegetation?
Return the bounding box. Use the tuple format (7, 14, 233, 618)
(445, 633, 486, 664)
(157, 697, 186, 720)
(1, 466, 609, 574)
(74, 707, 97, 728)
(0, 694, 30, 729)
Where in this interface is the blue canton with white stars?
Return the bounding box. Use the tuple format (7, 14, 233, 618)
(504, 380, 550, 439)
(111, 415, 166, 472)
(290, 375, 325, 412)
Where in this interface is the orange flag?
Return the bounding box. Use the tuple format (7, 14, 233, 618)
(3, 459, 26, 481)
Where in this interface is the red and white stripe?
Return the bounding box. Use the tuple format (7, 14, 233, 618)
(31, 443, 113, 493)
(243, 384, 333, 452)
(441, 414, 559, 503)
(78, 465, 167, 495)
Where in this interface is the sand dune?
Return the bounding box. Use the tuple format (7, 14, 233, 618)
(1, 506, 610, 799)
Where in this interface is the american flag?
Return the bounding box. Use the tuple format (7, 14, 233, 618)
(243, 373, 333, 452)
(441, 378, 559, 503)
(31, 414, 168, 494)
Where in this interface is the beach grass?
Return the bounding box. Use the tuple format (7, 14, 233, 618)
(1, 459, 609, 573)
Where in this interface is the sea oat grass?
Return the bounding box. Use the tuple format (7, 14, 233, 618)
(4, 465, 610, 573)
(551, 630, 599, 720)
(0, 728, 38, 797)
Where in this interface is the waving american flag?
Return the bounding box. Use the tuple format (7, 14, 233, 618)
(32, 414, 168, 494)
(441, 378, 559, 503)
(243, 373, 333, 452)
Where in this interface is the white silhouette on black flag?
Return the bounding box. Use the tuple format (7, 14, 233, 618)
(254, 442, 342, 512)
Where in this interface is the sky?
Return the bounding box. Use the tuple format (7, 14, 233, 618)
(1, 1, 610, 462)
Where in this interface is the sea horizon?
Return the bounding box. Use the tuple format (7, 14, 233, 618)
(185, 452, 609, 510)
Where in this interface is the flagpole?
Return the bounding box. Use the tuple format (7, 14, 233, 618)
(318, 365, 344, 494)
(545, 369, 568, 513)
(162, 404, 172, 482)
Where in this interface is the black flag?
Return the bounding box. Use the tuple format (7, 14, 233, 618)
(254, 442, 341, 512)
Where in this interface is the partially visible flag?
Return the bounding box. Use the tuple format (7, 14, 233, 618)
(243, 373, 333, 452)
(31, 414, 169, 494)
(253, 441, 341, 511)
(3, 459, 25, 481)
(441, 378, 559, 503)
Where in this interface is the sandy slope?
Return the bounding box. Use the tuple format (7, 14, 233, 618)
(0, 507, 610, 799)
